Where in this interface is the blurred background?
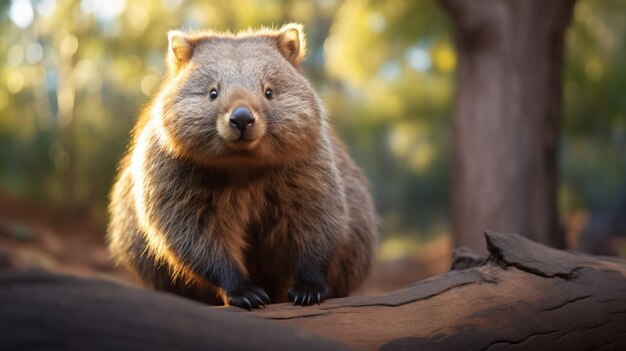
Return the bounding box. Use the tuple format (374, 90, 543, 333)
(0, 0, 624, 293)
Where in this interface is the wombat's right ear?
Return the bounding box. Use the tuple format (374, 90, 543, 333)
(167, 31, 194, 72)
(276, 23, 306, 66)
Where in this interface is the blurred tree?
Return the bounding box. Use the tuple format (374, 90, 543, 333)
(439, 0, 577, 253)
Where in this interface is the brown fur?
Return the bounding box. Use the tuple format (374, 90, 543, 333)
(107, 24, 379, 307)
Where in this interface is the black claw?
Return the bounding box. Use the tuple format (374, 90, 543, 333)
(261, 291, 271, 304)
(242, 297, 252, 310)
(288, 282, 329, 306)
(252, 295, 264, 308)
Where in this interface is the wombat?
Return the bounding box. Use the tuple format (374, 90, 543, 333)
(107, 24, 379, 309)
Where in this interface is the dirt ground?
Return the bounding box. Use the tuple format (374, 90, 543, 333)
(0, 193, 452, 296)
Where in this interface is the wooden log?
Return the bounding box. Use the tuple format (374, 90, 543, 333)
(1, 232, 624, 350)
(0, 269, 348, 351)
(252, 232, 626, 350)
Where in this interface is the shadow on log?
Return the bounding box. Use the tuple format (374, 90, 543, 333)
(252, 232, 626, 350)
(0, 269, 347, 350)
(1, 232, 625, 350)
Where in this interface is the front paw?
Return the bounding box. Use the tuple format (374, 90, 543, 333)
(288, 282, 331, 306)
(227, 284, 270, 310)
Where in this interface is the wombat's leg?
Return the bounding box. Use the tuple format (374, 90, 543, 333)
(131, 238, 227, 305)
(141, 227, 270, 309)
(284, 208, 341, 306)
(141, 223, 270, 310)
(279, 163, 346, 306)
(138, 160, 270, 310)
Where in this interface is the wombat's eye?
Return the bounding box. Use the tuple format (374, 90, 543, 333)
(209, 88, 218, 100)
(264, 88, 273, 100)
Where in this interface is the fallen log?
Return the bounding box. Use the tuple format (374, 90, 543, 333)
(0, 268, 348, 351)
(1, 232, 624, 350)
(252, 232, 626, 350)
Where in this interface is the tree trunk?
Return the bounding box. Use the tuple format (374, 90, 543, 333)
(439, 0, 576, 253)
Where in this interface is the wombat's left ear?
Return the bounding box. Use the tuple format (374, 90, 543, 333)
(276, 23, 306, 66)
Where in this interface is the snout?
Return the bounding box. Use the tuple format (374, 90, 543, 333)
(229, 106, 255, 133)
(216, 103, 266, 147)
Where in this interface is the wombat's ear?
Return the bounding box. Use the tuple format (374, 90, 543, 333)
(276, 23, 306, 66)
(167, 30, 194, 72)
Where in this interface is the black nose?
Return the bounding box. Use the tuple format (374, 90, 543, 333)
(229, 107, 255, 132)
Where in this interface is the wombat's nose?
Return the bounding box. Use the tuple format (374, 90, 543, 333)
(229, 107, 255, 132)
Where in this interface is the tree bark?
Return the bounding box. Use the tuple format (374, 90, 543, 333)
(438, 0, 576, 253)
(253, 232, 626, 350)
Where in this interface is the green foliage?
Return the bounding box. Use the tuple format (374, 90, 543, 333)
(325, 0, 454, 239)
(0, 0, 337, 223)
(561, 0, 626, 217)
